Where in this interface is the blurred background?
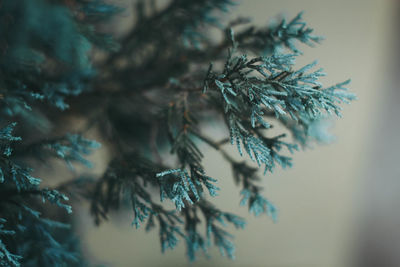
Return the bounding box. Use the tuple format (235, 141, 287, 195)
(74, 0, 399, 266)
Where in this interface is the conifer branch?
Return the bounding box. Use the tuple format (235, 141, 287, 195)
(0, 0, 355, 264)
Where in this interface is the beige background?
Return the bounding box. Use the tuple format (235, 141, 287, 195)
(74, 0, 397, 266)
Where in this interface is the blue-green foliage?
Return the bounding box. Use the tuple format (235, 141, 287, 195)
(0, 123, 40, 191)
(176, 0, 235, 48)
(0, 0, 119, 118)
(240, 189, 277, 221)
(133, 0, 234, 49)
(156, 168, 219, 211)
(0, 0, 355, 264)
(82, 0, 122, 21)
(0, 219, 21, 266)
(0, 125, 97, 266)
(0, 0, 114, 265)
(155, 102, 220, 211)
(235, 12, 323, 55)
(91, 153, 244, 262)
(0, 121, 100, 266)
(203, 32, 355, 176)
(0, 0, 89, 68)
(0, 123, 99, 266)
(157, 169, 199, 211)
(0, 124, 71, 266)
(43, 134, 101, 169)
(89, 2, 354, 262)
(14, 217, 82, 267)
(0, 0, 93, 113)
(148, 7, 353, 260)
(182, 202, 246, 261)
(79, 0, 122, 51)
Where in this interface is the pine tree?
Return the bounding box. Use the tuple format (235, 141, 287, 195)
(0, 0, 355, 265)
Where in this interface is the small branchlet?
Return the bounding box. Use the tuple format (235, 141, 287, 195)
(235, 12, 323, 55)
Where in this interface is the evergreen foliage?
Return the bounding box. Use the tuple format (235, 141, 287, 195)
(0, 0, 355, 265)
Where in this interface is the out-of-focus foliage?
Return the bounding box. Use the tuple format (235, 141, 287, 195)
(0, 0, 355, 264)
(0, 0, 113, 265)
